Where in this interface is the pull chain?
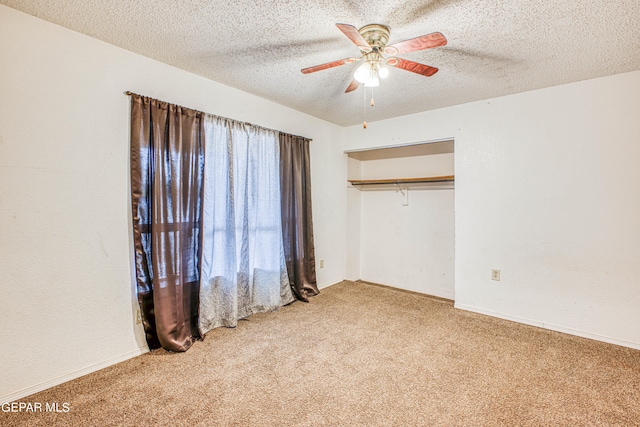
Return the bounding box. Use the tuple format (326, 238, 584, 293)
(363, 86, 367, 129)
(363, 86, 379, 129)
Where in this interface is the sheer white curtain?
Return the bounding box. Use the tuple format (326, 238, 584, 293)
(198, 115, 294, 334)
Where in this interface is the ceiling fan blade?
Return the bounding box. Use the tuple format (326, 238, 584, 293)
(301, 57, 357, 74)
(345, 80, 359, 93)
(386, 58, 439, 77)
(384, 32, 447, 56)
(336, 23, 372, 53)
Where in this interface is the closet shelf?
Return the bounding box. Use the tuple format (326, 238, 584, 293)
(349, 175, 454, 186)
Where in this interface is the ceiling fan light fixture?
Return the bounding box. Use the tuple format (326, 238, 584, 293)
(354, 62, 372, 84)
(364, 72, 379, 87)
(378, 65, 389, 79)
(355, 62, 383, 87)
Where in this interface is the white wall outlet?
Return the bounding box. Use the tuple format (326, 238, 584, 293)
(491, 269, 501, 281)
(319, 259, 324, 268)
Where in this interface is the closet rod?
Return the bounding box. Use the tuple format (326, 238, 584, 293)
(349, 176, 454, 186)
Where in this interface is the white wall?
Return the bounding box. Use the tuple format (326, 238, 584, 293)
(358, 152, 453, 180)
(345, 158, 362, 280)
(359, 187, 455, 299)
(345, 70, 640, 349)
(0, 5, 346, 403)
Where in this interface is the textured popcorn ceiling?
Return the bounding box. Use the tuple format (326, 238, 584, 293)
(3, 0, 640, 126)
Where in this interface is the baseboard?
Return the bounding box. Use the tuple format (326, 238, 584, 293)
(454, 303, 640, 350)
(317, 279, 344, 290)
(1, 346, 149, 405)
(356, 280, 455, 303)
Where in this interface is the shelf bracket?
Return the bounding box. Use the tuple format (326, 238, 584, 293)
(395, 182, 409, 206)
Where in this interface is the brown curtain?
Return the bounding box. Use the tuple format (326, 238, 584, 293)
(130, 94, 204, 352)
(279, 133, 319, 302)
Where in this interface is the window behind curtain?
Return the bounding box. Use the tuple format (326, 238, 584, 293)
(198, 115, 294, 334)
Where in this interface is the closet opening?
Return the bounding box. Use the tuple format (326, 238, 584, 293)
(345, 138, 455, 300)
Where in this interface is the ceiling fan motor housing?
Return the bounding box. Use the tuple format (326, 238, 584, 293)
(358, 24, 390, 53)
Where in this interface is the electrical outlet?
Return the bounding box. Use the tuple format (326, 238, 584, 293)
(319, 259, 324, 268)
(491, 269, 501, 281)
(136, 309, 142, 324)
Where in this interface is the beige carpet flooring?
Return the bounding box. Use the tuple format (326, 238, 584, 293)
(4, 281, 640, 426)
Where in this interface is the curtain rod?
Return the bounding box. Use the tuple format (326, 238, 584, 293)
(125, 91, 312, 142)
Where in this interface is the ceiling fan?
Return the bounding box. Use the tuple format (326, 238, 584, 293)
(301, 23, 447, 92)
